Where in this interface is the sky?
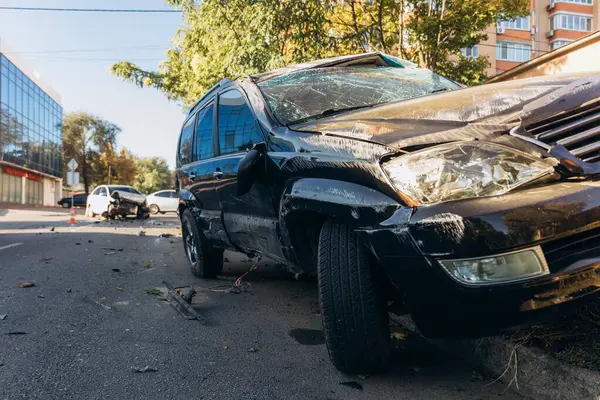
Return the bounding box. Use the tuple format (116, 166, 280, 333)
(0, 0, 185, 168)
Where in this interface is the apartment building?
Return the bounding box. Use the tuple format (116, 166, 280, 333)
(462, 0, 599, 76)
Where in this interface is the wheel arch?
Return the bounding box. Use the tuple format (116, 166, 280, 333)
(279, 178, 400, 274)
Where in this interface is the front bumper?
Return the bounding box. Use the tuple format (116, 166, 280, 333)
(358, 179, 600, 337)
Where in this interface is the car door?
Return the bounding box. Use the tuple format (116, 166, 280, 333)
(176, 100, 227, 244)
(74, 194, 86, 207)
(93, 187, 110, 214)
(213, 88, 283, 259)
(165, 190, 178, 212)
(87, 187, 101, 212)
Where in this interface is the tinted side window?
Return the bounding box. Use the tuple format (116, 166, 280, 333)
(178, 116, 195, 165)
(157, 191, 170, 198)
(170, 191, 178, 198)
(99, 188, 108, 197)
(218, 89, 263, 155)
(196, 103, 215, 160)
(91, 187, 101, 195)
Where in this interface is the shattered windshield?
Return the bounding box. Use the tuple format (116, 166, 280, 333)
(257, 66, 460, 125)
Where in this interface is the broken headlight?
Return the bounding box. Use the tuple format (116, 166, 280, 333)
(439, 246, 549, 285)
(382, 142, 555, 205)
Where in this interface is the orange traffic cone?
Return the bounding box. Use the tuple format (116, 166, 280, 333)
(68, 207, 77, 225)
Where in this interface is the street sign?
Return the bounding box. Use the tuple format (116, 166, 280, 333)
(67, 159, 79, 171)
(66, 171, 79, 186)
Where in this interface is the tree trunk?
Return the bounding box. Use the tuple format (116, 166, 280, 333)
(82, 150, 89, 194)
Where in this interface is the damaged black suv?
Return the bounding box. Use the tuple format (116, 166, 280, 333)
(176, 52, 600, 373)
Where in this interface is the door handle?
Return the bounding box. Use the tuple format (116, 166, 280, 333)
(188, 171, 196, 182)
(213, 170, 223, 179)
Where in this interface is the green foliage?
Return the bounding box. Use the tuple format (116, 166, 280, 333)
(135, 157, 172, 194)
(111, 0, 529, 103)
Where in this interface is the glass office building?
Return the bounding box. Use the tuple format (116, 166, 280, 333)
(0, 38, 63, 205)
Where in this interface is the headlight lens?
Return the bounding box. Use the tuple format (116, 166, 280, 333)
(382, 142, 555, 205)
(439, 246, 549, 285)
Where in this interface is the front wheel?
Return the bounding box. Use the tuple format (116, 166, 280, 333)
(318, 219, 391, 373)
(181, 209, 223, 278)
(61, 202, 70, 209)
(149, 204, 159, 215)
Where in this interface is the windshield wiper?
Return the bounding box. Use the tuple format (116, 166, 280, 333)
(429, 87, 452, 94)
(291, 103, 383, 125)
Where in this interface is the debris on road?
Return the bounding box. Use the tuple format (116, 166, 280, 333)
(116, 287, 124, 292)
(0, 314, 7, 320)
(50, 227, 55, 232)
(39, 258, 53, 263)
(144, 289, 163, 296)
(248, 347, 258, 353)
(131, 365, 158, 373)
(104, 252, 117, 255)
(17, 282, 35, 288)
(158, 233, 173, 238)
(144, 263, 152, 268)
(37, 295, 45, 299)
(137, 230, 146, 237)
(112, 268, 120, 272)
(92, 300, 112, 311)
(391, 332, 409, 340)
(76, 242, 81, 245)
(66, 288, 72, 293)
(339, 381, 363, 391)
(101, 247, 123, 252)
(5, 331, 27, 335)
(88, 240, 93, 243)
(163, 280, 206, 323)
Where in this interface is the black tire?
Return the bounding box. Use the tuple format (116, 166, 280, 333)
(149, 204, 159, 215)
(318, 219, 391, 373)
(61, 202, 70, 208)
(181, 209, 223, 278)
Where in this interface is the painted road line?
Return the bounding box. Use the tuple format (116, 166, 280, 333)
(0, 243, 23, 251)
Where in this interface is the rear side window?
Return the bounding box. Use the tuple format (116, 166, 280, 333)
(178, 116, 195, 165)
(217, 89, 263, 155)
(196, 103, 215, 160)
(157, 191, 170, 198)
(170, 191, 178, 198)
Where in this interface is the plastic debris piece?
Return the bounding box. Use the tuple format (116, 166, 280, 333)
(5, 331, 27, 335)
(144, 263, 152, 268)
(391, 332, 408, 340)
(0, 314, 6, 320)
(112, 268, 120, 272)
(144, 289, 163, 296)
(248, 347, 258, 353)
(50, 227, 55, 232)
(116, 287, 124, 292)
(66, 288, 72, 293)
(39, 258, 53, 262)
(162, 280, 206, 323)
(37, 295, 45, 299)
(131, 366, 158, 373)
(339, 381, 363, 391)
(137, 230, 146, 237)
(88, 240, 93, 243)
(104, 252, 117, 255)
(17, 282, 35, 288)
(158, 233, 173, 238)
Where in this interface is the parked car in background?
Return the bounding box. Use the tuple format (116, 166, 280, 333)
(57, 193, 87, 208)
(85, 185, 149, 219)
(146, 190, 178, 214)
(175, 52, 600, 374)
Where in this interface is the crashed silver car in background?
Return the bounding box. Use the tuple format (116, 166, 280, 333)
(85, 185, 150, 219)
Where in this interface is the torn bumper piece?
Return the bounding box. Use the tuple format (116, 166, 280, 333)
(357, 179, 600, 337)
(108, 190, 150, 219)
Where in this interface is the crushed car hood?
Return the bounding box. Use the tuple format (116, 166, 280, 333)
(290, 72, 600, 154)
(111, 190, 147, 205)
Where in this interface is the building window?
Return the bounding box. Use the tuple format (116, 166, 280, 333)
(551, 14, 592, 32)
(496, 42, 532, 62)
(555, 0, 592, 4)
(550, 40, 572, 50)
(498, 16, 531, 31)
(460, 45, 479, 58)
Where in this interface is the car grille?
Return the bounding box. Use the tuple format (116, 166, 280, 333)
(541, 227, 600, 272)
(525, 101, 600, 164)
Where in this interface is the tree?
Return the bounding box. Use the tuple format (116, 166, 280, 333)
(112, 149, 138, 185)
(111, 0, 529, 100)
(62, 112, 120, 193)
(135, 157, 172, 194)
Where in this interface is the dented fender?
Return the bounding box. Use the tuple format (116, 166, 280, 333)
(279, 178, 400, 227)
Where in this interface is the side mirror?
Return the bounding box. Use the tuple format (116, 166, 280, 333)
(237, 143, 266, 196)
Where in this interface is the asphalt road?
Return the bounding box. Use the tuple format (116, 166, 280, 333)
(0, 208, 525, 400)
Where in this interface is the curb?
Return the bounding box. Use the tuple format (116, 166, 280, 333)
(393, 315, 600, 400)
